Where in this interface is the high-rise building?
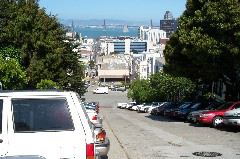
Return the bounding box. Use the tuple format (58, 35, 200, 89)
(160, 11, 178, 38)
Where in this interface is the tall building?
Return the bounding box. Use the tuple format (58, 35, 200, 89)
(160, 11, 178, 38)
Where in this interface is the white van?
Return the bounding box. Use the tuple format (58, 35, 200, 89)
(0, 91, 98, 159)
(93, 87, 108, 94)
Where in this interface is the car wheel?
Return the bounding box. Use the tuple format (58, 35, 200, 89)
(213, 116, 223, 128)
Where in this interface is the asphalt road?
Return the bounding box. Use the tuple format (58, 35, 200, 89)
(83, 87, 240, 159)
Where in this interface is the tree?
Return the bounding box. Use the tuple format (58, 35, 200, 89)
(0, 0, 86, 95)
(164, 0, 240, 100)
(0, 55, 28, 90)
(36, 79, 60, 90)
(149, 72, 196, 102)
(127, 79, 153, 103)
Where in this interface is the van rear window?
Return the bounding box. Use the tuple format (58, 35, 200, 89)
(12, 98, 74, 132)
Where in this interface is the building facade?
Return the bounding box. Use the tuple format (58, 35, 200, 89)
(138, 26, 167, 46)
(160, 11, 178, 38)
(104, 39, 148, 55)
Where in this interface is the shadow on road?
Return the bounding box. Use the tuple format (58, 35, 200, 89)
(145, 114, 183, 122)
(100, 156, 108, 159)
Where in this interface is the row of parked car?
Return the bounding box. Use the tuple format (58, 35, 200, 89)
(81, 101, 110, 157)
(117, 101, 240, 129)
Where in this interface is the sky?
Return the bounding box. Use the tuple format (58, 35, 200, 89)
(39, 0, 187, 21)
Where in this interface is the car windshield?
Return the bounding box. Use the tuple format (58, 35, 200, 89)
(191, 103, 201, 109)
(180, 103, 191, 109)
(216, 102, 234, 110)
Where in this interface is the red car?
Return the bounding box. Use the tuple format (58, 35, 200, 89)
(197, 101, 240, 127)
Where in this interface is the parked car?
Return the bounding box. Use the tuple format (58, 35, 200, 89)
(223, 107, 240, 127)
(0, 91, 98, 159)
(145, 102, 164, 113)
(164, 102, 192, 118)
(175, 102, 212, 120)
(131, 103, 142, 111)
(93, 87, 108, 94)
(187, 101, 223, 123)
(151, 102, 176, 116)
(197, 101, 240, 127)
(125, 102, 137, 110)
(94, 127, 110, 157)
(83, 102, 110, 157)
(117, 102, 127, 109)
(84, 105, 103, 128)
(138, 103, 152, 113)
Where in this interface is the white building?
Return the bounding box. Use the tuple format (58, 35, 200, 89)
(131, 52, 165, 80)
(139, 26, 167, 45)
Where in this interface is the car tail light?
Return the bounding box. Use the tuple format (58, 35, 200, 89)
(92, 115, 97, 120)
(96, 130, 106, 141)
(86, 143, 95, 159)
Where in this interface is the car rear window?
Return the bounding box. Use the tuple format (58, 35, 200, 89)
(12, 98, 74, 132)
(0, 100, 2, 133)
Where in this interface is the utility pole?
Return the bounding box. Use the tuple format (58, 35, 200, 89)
(0, 82, 2, 90)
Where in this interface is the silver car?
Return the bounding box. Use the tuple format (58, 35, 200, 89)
(223, 107, 240, 127)
(94, 127, 110, 157)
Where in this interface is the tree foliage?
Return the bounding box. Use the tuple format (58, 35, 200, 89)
(164, 0, 240, 100)
(0, 55, 28, 90)
(127, 79, 153, 103)
(0, 0, 85, 95)
(36, 79, 60, 90)
(128, 73, 196, 103)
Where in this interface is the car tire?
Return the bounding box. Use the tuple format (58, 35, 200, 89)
(212, 116, 223, 128)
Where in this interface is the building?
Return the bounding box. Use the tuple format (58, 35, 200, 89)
(160, 11, 178, 38)
(101, 39, 148, 55)
(131, 52, 165, 80)
(138, 26, 167, 46)
(96, 55, 130, 83)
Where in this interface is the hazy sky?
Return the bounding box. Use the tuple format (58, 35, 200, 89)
(39, 0, 187, 21)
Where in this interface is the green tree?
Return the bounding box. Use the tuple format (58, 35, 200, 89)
(0, 55, 28, 90)
(164, 0, 240, 100)
(36, 79, 60, 90)
(150, 72, 196, 102)
(0, 0, 86, 95)
(127, 78, 153, 103)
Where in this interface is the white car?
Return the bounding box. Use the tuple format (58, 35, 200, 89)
(86, 109, 103, 128)
(125, 102, 137, 109)
(138, 103, 152, 112)
(93, 87, 108, 94)
(117, 102, 127, 108)
(0, 91, 98, 159)
(147, 102, 166, 113)
(223, 108, 240, 127)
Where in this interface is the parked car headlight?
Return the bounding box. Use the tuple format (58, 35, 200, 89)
(199, 113, 213, 117)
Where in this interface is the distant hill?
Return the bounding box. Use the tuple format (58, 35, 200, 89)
(60, 19, 153, 27)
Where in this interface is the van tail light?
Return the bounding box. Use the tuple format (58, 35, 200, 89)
(86, 143, 95, 159)
(92, 115, 97, 120)
(96, 129, 106, 141)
